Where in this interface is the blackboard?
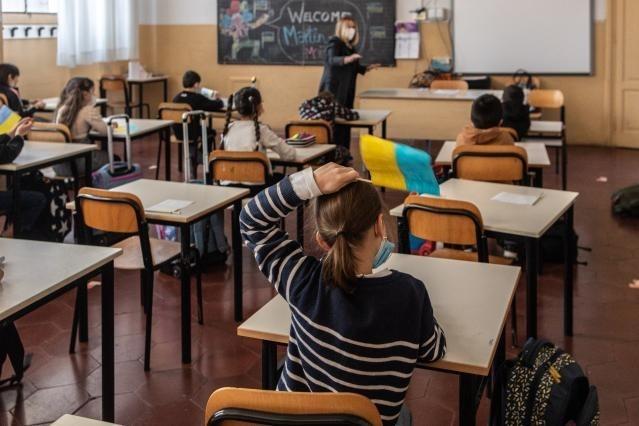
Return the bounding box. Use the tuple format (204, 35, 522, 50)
(217, 0, 396, 66)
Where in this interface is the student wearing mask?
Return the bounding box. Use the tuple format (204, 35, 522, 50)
(319, 16, 380, 152)
(0, 63, 45, 117)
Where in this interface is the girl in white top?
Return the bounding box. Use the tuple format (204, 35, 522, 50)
(221, 87, 296, 181)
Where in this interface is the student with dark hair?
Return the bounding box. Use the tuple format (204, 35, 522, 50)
(502, 85, 531, 141)
(221, 86, 296, 186)
(0, 63, 45, 117)
(456, 94, 517, 146)
(240, 162, 446, 426)
(173, 70, 224, 177)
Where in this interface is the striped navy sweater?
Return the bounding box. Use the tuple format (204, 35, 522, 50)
(240, 169, 447, 425)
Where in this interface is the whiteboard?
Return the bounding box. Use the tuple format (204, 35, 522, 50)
(453, 0, 593, 75)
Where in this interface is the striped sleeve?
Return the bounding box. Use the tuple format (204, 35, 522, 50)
(240, 170, 321, 301)
(417, 289, 447, 362)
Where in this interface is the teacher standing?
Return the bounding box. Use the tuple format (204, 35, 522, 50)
(319, 16, 380, 152)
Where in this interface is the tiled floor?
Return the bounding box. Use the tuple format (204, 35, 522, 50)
(1, 138, 639, 425)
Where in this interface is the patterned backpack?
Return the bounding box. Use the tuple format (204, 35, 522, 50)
(491, 339, 600, 425)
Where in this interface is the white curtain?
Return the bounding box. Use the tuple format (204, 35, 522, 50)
(57, 0, 139, 67)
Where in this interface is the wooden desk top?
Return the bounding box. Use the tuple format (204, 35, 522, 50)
(390, 179, 578, 238)
(126, 75, 168, 83)
(52, 414, 121, 426)
(0, 238, 121, 321)
(238, 253, 521, 376)
(435, 141, 551, 168)
(111, 179, 249, 224)
(268, 144, 336, 165)
(0, 142, 96, 172)
(335, 109, 392, 127)
(92, 118, 173, 139)
(41, 97, 107, 113)
(359, 88, 504, 102)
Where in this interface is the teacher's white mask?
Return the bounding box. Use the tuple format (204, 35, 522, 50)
(345, 28, 357, 42)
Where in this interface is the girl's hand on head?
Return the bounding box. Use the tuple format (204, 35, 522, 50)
(313, 162, 359, 195)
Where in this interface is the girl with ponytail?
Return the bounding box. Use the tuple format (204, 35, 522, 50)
(240, 162, 446, 425)
(221, 86, 296, 185)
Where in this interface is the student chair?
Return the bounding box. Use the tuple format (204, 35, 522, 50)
(209, 150, 270, 193)
(157, 102, 193, 179)
(430, 79, 469, 90)
(401, 194, 518, 345)
(205, 387, 383, 426)
(71, 187, 204, 371)
(285, 119, 333, 144)
(526, 89, 567, 189)
(26, 122, 72, 143)
(452, 145, 529, 185)
(100, 75, 150, 118)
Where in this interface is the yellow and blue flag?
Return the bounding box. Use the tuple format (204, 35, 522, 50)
(360, 134, 440, 195)
(0, 105, 20, 135)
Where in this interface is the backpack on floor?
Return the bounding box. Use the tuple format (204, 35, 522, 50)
(612, 184, 639, 217)
(491, 338, 600, 426)
(17, 171, 72, 242)
(92, 114, 143, 189)
(540, 219, 579, 264)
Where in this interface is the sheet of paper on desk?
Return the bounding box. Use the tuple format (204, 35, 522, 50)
(147, 199, 193, 213)
(111, 119, 139, 134)
(491, 192, 541, 206)
(432, 89, 460, 96)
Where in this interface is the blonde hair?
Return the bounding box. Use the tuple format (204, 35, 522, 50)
(335, 16, 359, 47)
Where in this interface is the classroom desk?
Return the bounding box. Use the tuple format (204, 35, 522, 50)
(525, 120, 567, 190)
(52, 415, 121, 426)
(70, 180, 249, 359)
(0, 239, 121, 421)
(390, 179, 579, 339)
(41, 97, 107, 113)
(268, 144, 337, 246)
(358, 89, 503, 140)
(126, 75, 169, 118)
(0, 142, 96, 236)
(89, 119, 173, 180)
(435, 141, 551, 187)
(335, 109, 392, 139)
(238, 253, 521, 426)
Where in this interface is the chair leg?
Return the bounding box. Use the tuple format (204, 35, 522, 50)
(69, 287, 81, 354)
(196, 258, 204, 325)
(140, 271, 147, 314)
(178, 146, 183, 173)
(155, 138, 162, 180)
(555, 147, 560, 174)
(511, 294, 518, 347)
(144, 104, 151, 119)
(143, 270, 154, 371)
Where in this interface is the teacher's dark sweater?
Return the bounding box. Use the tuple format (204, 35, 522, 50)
(318, 36, 367, 108)
(240, 169, 447, 425)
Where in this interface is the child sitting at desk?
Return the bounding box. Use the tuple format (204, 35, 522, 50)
(221, 86, 296, 186)
(241, 162, 446, 426)
(53, 77, 110, 177)
(502, 85, 530, 141)
(0, 64, 46, 117)
(456, 94, 517, 146)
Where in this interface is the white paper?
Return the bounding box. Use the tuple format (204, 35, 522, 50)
(491, 192, 542, 206)
(147, 199, 193, 214)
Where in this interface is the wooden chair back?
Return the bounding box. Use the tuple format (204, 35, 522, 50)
(77, 187, 145, 234)
(209, 150, 269, 185)
(205, 387, 382, 426)
(452, 145, 528, 184)
(100, 75, 130, 108)
(0, 93, 8, 106)
(430, 80, 469, 90)
(285, 120, 332, 144)
(27, 122, 72, 143)
(403, 194, 486, 253)
(528, 89, 564, 109)
(158, 102, 192, 123)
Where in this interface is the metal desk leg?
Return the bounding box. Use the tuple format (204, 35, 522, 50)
(101, 261, 115, 422)
(397, 217, 409, 255)
(232, 200, 243, 322)
(561, 140, 568, 190)
(564, 206, 574, 336)
(84, 152, 93, 187)
(180, 224, 192, 363)
(459, 374, 479, 426)
(163, 79, 168, 102)
(525, 238, 539, 339)
(139, 83, 145, 118)
(382, 119, 387, 139)
(164, 128, 172, 181)
(261, 341, 278, 390)
(12, 173, 22, 238)
(78, 283, 89, 343)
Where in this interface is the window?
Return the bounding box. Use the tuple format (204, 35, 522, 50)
(1, 0, 57, 13)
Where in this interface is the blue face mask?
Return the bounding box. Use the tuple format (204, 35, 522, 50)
(372, 237, 395, 269)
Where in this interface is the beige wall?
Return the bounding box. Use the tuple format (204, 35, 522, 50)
(139, 21, 610, 145)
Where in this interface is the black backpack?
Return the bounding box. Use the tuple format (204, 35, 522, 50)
(612, 184, 639, 217)
(18, 171, 72, 242)
(491, 339, 600, 425)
